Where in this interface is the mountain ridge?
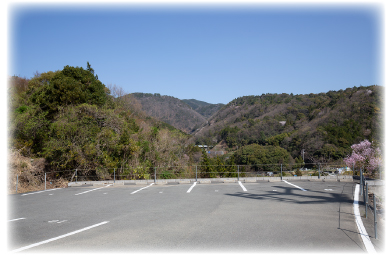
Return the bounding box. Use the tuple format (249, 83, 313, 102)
(182, 99, 225, 119)
(130, 93, 211, 134)
(128, 86, 382, 165)
(191, 85, 383, 164)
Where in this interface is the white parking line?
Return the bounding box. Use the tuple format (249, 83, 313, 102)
(353, 184, 376, 252)
(74, 185, 112, 195)
(238, 181, 247, 191)
(21, 188, 62, 196)
(9, 218, 26, 222)
(11, 221, 109, 253)
(282, 180, 307, 191)
(131, 183, 154, 194)
(187, 182, 197, 193)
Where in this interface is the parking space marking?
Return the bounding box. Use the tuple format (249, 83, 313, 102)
(238, 181, 247, 191)
(186, 182, 197, 193)
(21, 188, 62, 196)
(74, 185, 112, 196)
(130, 183, 154, 194)
(9, 181, 361, 251)
(353, 184, 376, 253)
(9, 218, 25, 222)
(11, 221, 109, 253)
(282, 180, 307, 191)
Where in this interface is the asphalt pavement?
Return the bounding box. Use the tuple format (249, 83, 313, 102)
(7, 180, 378, 253)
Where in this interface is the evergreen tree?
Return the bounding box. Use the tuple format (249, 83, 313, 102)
(30, 63, 106, 117)
(200, 150, 215, 178)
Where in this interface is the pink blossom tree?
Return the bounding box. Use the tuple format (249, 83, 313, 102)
(344, 140, 382, 174)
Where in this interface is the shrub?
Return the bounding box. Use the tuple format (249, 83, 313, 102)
(311, 171, 320, 176)
(159, 171, 176, 179)
(295, 169, 303, 176)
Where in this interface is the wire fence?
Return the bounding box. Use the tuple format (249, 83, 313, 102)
(10, 163, 382, 194)
(69, 163, 356, 182)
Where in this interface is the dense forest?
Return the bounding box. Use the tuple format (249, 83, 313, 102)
(8, 63, 202, 192)
(193, 86, 383, 167)
(181, 99, 224, 119)
(8, 63, 383, 192)
(130, 93, 207, 133)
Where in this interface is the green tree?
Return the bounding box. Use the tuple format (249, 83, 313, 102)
(30, 64, 107, 117)
(214, 156, 226, 177)
(11, 104, 50, 155)
(225, 155, 238, 177)
(294, 156, 304, 168)
(234, 144, 293, 171)
(200, 150, 215, 178)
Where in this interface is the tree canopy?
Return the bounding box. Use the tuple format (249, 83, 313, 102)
(233, 143, 294, 171)
(29, 64, 107, 117)
(9, 63, 195, 184)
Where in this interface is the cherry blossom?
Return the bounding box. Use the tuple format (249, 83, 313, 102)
(344, 140, 382, 173)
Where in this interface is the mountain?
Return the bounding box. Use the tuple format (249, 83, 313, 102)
(192, 85, 383, 165)
(182, 99, 225, 119)
(181, 98, 210, 109)
(130, 93, 208, 133)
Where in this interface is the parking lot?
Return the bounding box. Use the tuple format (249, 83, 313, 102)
(8, 180, 377, 253)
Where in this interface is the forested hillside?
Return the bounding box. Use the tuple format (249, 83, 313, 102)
(130, 93, 207, 133)
(8, 63, 199, 192)
(8, 63, 383, 192)
(182, 99, 224, 119)
(193, 86, 383, 166)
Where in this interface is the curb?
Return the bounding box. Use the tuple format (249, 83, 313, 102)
(68, 176, 353, 187)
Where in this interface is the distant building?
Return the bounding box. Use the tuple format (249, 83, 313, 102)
(335, 167, 350, 174)
(196, 145, 214, 152)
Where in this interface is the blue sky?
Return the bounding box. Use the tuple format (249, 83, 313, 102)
(8, 3, 383, 104)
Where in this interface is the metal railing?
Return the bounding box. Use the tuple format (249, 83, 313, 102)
(359, 168, 383, 240)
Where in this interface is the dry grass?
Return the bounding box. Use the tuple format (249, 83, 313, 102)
(8, 149, 68, 194)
